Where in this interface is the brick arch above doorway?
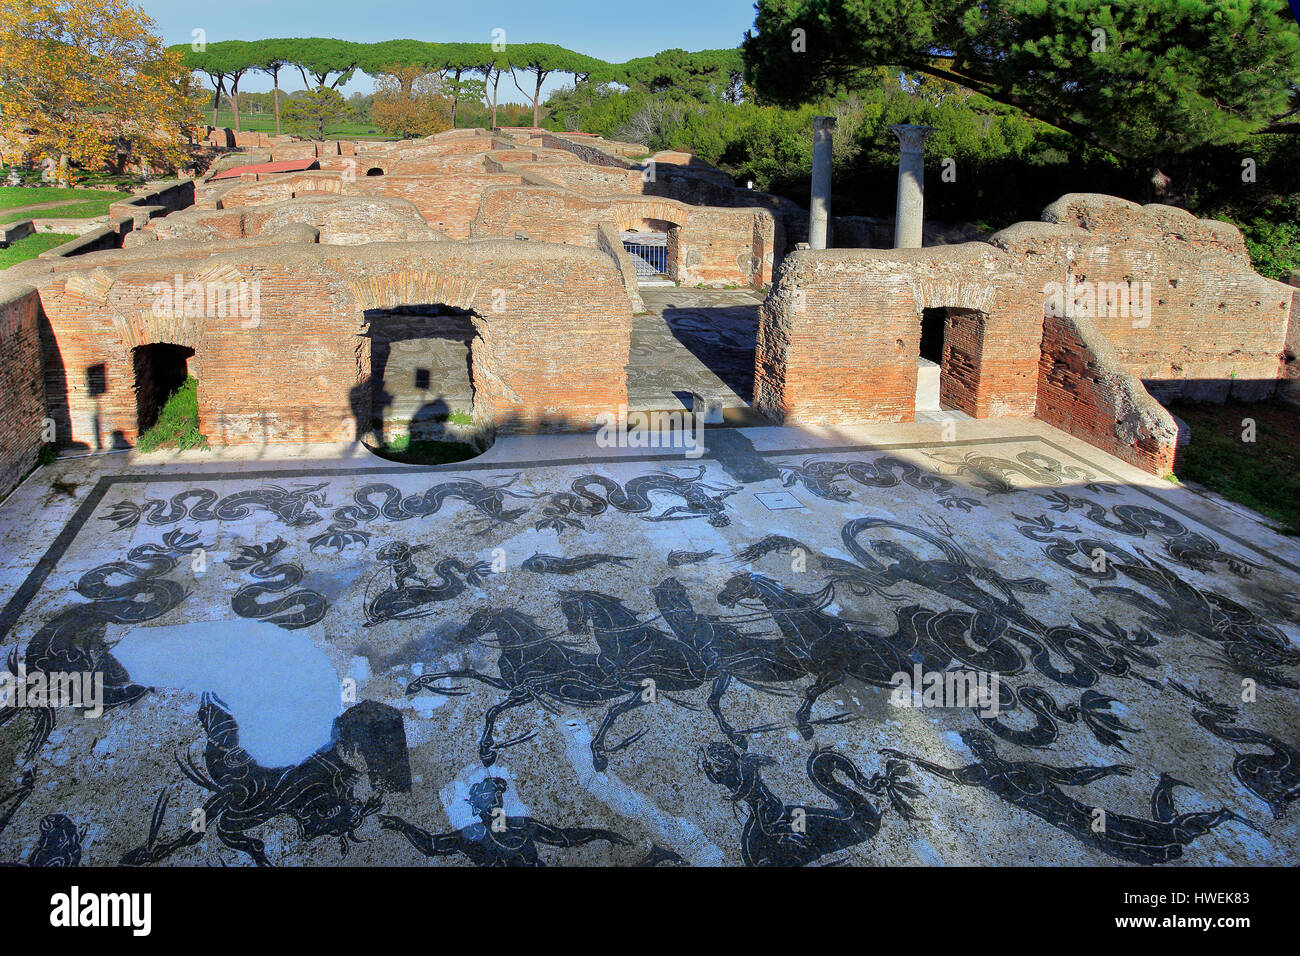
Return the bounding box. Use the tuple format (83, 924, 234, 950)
(348, 272, 482, 314)
(110, 309, 206, 352)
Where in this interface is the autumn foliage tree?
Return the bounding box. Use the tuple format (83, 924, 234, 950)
(371, 70, 452, 138)
(0, 0, 202, 179)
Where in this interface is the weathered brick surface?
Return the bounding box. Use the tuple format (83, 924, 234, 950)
(509, 162, 643, 196)
(0, 285, 44, 497)
(1037, 311, 1181, 474)
(756, 245, 1041, 425)
(756, 194, 1288, 472)
(9, 127, 1290, 480)
(473, 186, 780, 287)
(359, 175, 521, 238)
(132, 197, 439, 245)
(108, 180, 195, 228)
(991, 195, 1291, 402)
(13, 241, 631, 449)
(540, 134, 633, 168)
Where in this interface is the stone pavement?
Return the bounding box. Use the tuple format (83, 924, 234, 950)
(628, 289, 764, 414)
(0, 418, 1296, 866)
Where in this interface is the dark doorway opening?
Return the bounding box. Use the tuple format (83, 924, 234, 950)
(132, 343, 194, 433)
(919, 307, 946, 363)
(365, 304, 477, 449)
(365, 167, 384, 176)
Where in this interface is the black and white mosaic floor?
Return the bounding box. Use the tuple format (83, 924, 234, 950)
(0, 426, 1296, 866)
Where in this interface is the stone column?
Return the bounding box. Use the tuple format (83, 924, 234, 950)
(888, 124, 933, 249)
(808, 116, 835, 250)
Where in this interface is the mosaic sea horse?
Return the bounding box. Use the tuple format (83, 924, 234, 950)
(780, 455, 982, 511)
(0, 772, 85, 866)
(121, 695, 398, 866)
(829, 517, 1161, 690)
(0, 529, 204, 762)
(714, 571, 945, 739)
(362, 544, 492, 627)
(832, 516, 1052, 626)
(977, 684, 1139, 752)
(883, 730, 1264, 865)
(653, 576, 811, 748)
(1094, 553, 1300, 689)
(1038, 492, 1261, 577)
(557, 586, 776, 764)
(407, 607, 658, 770)
(699, 742, 922, 866)
(923, 449, 1100, 495)
(535, 466, 740, 534)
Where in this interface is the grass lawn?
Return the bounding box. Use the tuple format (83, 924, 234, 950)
(136, 377, 210, 453)
(1170, 398, 1300, 534)
(369, 433, 479, 466)
(0, 232, 76, 269)
(212, 110, 393, 141)
(0, 186, 130, 223)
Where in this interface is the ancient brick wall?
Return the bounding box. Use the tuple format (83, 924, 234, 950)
(756, 194, 1288, 472)
(215, 173, 344, 207)
(356, 175, 521, 238)
(13, 240, 632, 449)
(1037, 311, 1182, 474)
(108, 180, 195, 229)
(0, 285, 45, 497)
(990, 195, 1291, 402)
(508, 162, 643, 196)
(595, 223, 646, 314)
(388, 153, 492, 176)
(540, 134, 631, 168)
(755, 246, 1042, 425)
(472, 186, 780, 287)
(132, 197, 439, 246)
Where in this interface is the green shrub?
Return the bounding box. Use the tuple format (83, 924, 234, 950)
(1235, 219, 1300, 282)
(135, 376, 210, 452)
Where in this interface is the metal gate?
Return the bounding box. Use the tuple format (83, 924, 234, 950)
(620, 231, 669, 278)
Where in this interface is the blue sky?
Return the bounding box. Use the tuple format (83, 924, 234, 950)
(138, 0, 759, 98)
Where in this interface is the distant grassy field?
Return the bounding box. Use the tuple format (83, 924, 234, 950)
(0, 186, 129, 223)
(212, 110, 392, 140)
(0, 232, 76, 269)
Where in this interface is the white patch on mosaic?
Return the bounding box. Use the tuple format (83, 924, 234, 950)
(114, 618, 341, 766)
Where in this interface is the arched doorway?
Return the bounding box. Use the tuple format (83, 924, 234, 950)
(620, 217, 681, 285)
(132, 343, 195, 435)
(364, 304, 477, 448)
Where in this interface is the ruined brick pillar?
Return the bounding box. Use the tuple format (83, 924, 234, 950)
(888, 124, 933, 249)
(809, 116, 835, 250)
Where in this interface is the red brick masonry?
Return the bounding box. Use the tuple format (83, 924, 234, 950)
(0, 130, 1291, 491)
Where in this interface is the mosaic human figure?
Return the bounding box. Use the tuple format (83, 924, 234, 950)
(379, 777, 629, 866)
